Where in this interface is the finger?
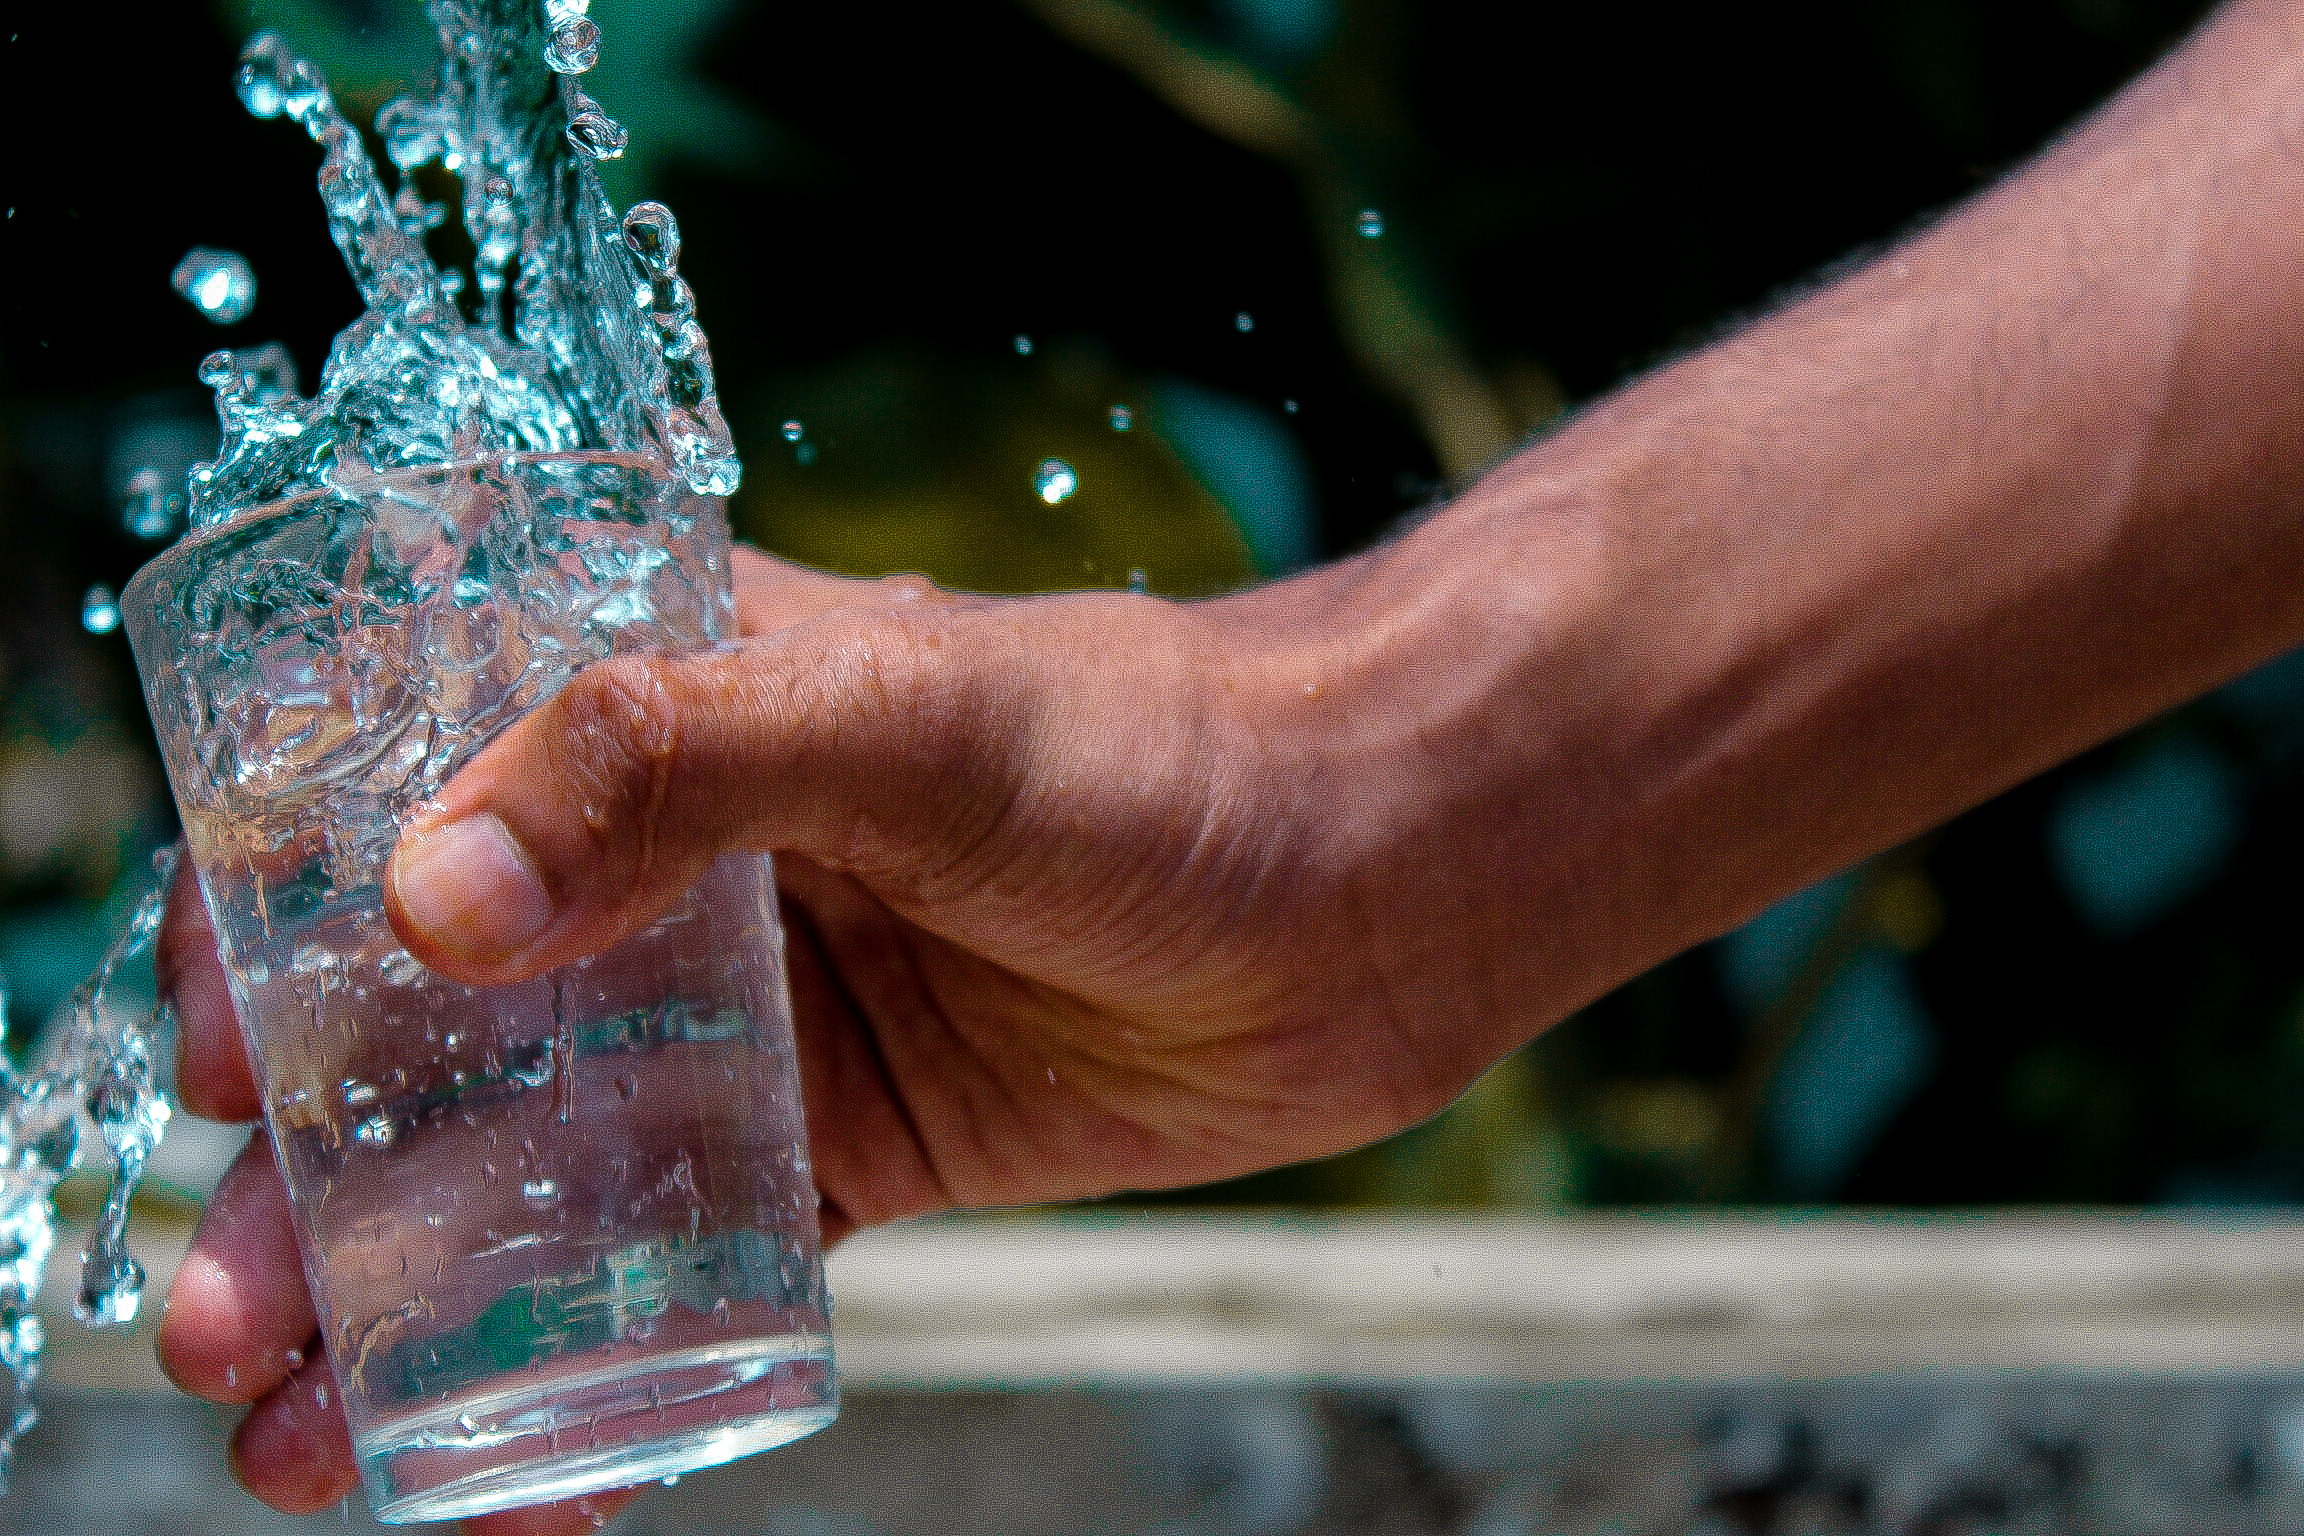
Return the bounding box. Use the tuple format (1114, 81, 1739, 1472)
(158, 851, 261, 1122)
(228, 1356, 359, 1516)
(382, 586, 1047, 985)
(462, 1488, 641, 1535)
(157, 1132, 316, 1404)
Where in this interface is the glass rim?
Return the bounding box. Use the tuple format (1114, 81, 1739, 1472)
(120, 447, 684, 612)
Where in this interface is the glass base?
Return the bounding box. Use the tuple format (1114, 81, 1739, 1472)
(361, 1336, 836, 1524)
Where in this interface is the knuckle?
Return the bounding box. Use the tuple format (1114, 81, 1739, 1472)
(540, 658, 689, 868)
(872, 572, 945, 606)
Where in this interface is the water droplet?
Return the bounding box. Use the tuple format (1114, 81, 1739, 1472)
(1013, 333, 1034, 356)
(795, 442, 818, 467)
(284, 1347, 305, 1371)
(661, 1473, 681, 1487)
(1235, 311, 1255, 333)
(781, 419, 804, 442)
(522, 1178, 560, 1204)
(615, 1072, 639, 1102)
(313, 1382, 330, 1409)
(566, 107, 628, 161)
(1108, 404, 1134, 431)
(80, 585, 120, 635)
(1034, 458, 1078, 504)
(170, 248, 257, 325)
(1283, 398, 1300, 414)
(120, 468, 185, 540)
(1127, 568, 1149, 593)
(1357, 208, 1385, 238)
(543, 15, 602, 73)
(620, 202, 682, 273)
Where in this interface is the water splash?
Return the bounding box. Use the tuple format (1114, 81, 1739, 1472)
(171, 248, 258, 325)
(0, 850, 181, 1484)
(185, 0, 742, 527)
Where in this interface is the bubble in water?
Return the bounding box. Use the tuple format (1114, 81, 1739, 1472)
(1357, 208, 1386, 238)
(1235, 311, 1255, 333)
(119, 469, 185, 540)
(1013, 334, 1034, 356)
(170, 248, 257, 325)
(1034, 459, 1078, 504)
(1108, 404, 1133, 431)
(543, 15, 601, 73)
(781, 420, 804, 442)
(79, 587, 120, 636)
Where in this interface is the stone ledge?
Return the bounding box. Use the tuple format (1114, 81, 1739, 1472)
(42, 1210, 2304, 1394)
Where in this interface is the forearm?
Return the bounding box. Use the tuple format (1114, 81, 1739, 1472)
(1285, 0, 2304, 1070)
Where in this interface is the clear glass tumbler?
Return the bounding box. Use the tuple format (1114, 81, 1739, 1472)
(121, 452, 836, 1524)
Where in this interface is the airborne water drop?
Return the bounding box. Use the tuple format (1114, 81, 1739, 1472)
(1034, 459, 1078, 504)
(80, 587, 120, 635)
(170, 248, 257, 325)
(1357, 208, 1385, 238)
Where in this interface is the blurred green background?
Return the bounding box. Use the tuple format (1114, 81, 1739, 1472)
(8, 0, 2295, 1213)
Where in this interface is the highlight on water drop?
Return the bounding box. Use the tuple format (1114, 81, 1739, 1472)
(1357, 208, 1386, 238)
(782, 420, 805, 442)
(1108, 404, 1134, 432)
(80, 586, 120, 636)
(1034, 459, 1079, 504)
(170, 248, 257, 325)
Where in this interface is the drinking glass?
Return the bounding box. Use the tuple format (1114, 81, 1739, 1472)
(121, 452, 836, 1524)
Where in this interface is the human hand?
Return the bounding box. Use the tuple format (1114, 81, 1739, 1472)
(156, 542, 1544, 1529)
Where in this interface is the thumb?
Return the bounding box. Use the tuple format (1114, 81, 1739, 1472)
(382, 600, 1032, 985)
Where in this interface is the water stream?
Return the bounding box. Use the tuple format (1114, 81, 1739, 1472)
(0, 0, 743, 1485)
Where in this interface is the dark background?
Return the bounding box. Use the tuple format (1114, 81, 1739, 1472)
(7, 0, 2291, 1211)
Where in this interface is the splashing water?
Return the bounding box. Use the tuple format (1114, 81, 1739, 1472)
(0, 850, 180, 1484)
(185, 0, 743, 529)
(0, 0, 754, 1488)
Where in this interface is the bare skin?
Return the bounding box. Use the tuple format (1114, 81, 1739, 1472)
(155, 0, 2304, 1526)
